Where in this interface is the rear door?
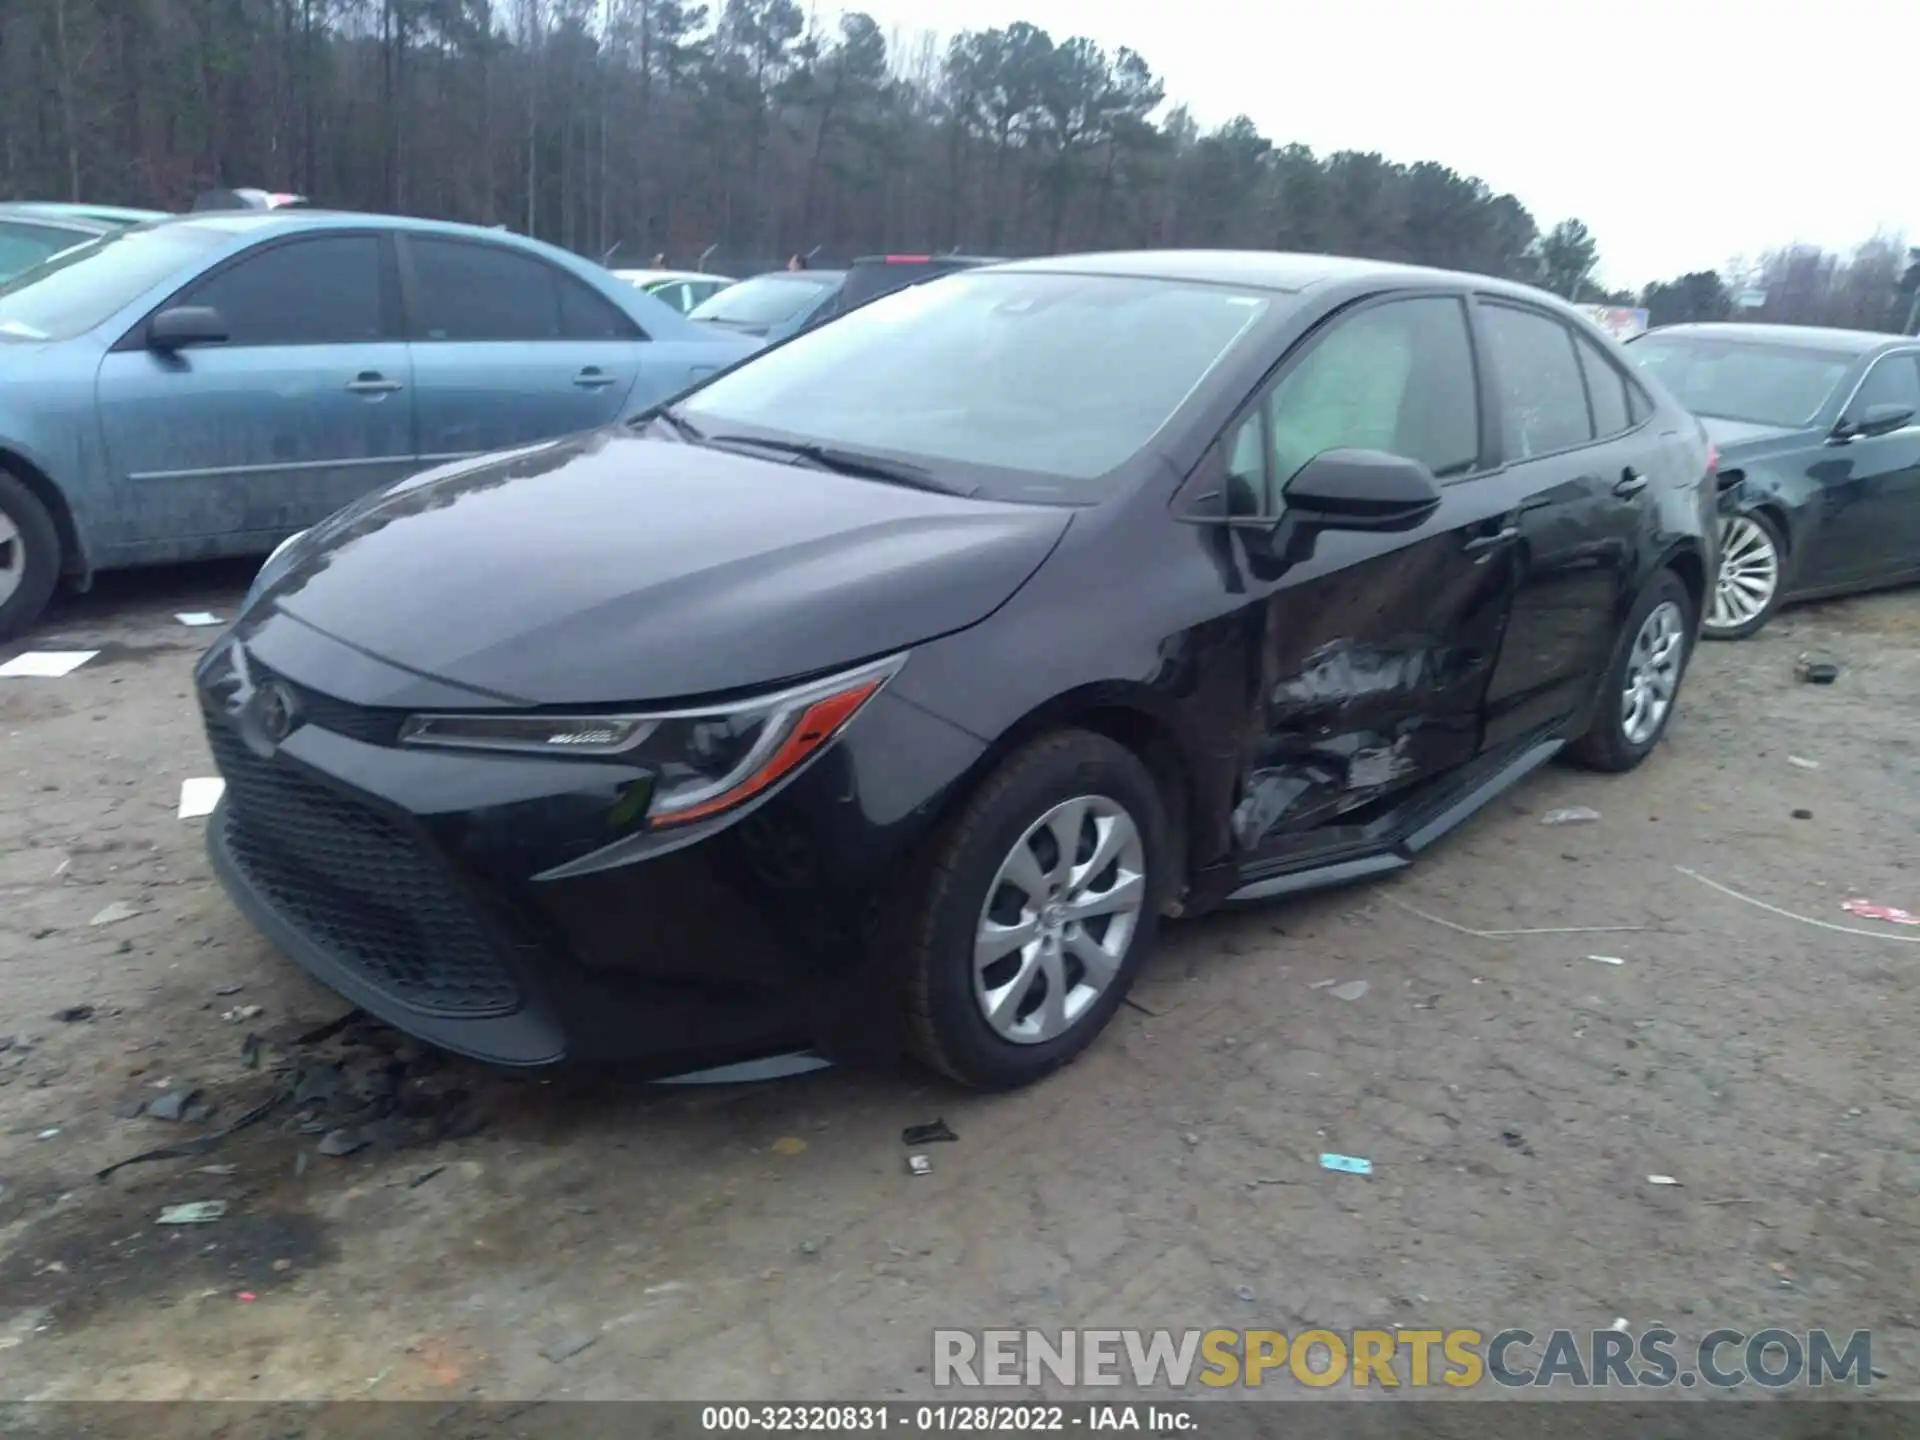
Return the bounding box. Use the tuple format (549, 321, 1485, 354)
(1200, 291, 1522, 855)
(95, 229, 416, 546)
(1816, 349, 1920, 585)
(399, 233, 645, 462)
(1472, 299, 1649, 750)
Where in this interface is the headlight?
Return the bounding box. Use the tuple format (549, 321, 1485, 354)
(397, 652, 905, 828)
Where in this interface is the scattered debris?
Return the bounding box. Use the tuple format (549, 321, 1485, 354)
(1378, 890, 1647, 939)
(1841, 898, 1920, 927)
(1786, 756, 1820, 770)
(147, 1088, 203, 1122)
(237, 1292, 257, 1303)
(52, 1005, 95, 1023)
(771, 1136, 807, 1156)
(111, 1098, 146, 1119)
(1308, 978, 1337, 990)
(1320, 1153, 1372, 1176)
(1795, 655, 1839, 685)
(408, 1165, 446, 1189)
(901, 1118, 958, 1146)
(1233, 1285, 1256, 1302)
(0, 650, 99, 679)
(174, 612, 224, 628)
(294, 1151, 309, 1178)
(1329, 979, 1369, 1002)
(96, 1091, 285, 1182)
(317, 1127, 367, 1158)
(1791, 808, 1813, 821)
(1699, 1197, 1757, 1207)
(1182, 1131, 1201, 1147)
(1539, 806, 1600, 826)
(541, 1332, 599, 1364)
(1647, 1174, 1681, 1187)
(1587, 954, 1626, 966)
(1499, 1130, 1526, 1149)
(213, 983, 246, 997)
(88, 901, 138, 927)
(272, 1258, 293, 1273)
(1677, 866, 1920, 945)
(37, 1128, 60, 1141)
(156, 1201, 228, 1225)
(196, 1164, 238, 1177)
(1610, 1318, 1630, 1334)
(221, 1005, 265, 1024)
(906, 1153, 933, 1176)
(178, 777, 226, 820)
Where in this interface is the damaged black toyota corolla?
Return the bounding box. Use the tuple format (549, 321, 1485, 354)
(196, 251, 1719, 1091)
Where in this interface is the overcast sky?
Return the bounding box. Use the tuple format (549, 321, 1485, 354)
(836, 0, 1916, 291)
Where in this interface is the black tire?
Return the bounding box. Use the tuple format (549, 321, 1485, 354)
(1567, 568, 1695, 773)
(1701, 509, 1785, 641)
(900, 730, 1169, 1091)
(0, 471, 62, 643)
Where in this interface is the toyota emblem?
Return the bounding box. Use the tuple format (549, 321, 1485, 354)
(254, 681, 296, 743)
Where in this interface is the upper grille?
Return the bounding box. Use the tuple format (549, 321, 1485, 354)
(251, 660, 403, 746)
(207, 714, 523, 1018)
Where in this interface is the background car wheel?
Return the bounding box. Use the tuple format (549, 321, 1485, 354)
(901, 729, 1168, 1091)
(1703, 510, 1783, 640)
(0, 472, 62, 643)
(1567, 568, 1695, 774)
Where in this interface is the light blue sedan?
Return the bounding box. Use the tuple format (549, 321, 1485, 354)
(0, 210, 759, 637)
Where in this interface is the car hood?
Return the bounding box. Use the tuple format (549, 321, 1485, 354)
(246, 428, 1071, 708)
(1698, 415, 1804, 454)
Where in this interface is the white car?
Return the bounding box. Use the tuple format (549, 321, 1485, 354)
(612, 268, 735, 315)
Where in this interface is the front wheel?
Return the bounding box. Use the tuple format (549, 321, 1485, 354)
(900, 730, 1168, 1091)
(1567, 569, 1695, 773)
(1703, 511, 1784, 640)
(0, 472, 62, 642)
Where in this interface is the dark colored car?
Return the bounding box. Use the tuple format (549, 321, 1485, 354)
(798, 253, 1002, 331)
(197, 251, 1717, 1091)
(1626, 323, 1920, 638)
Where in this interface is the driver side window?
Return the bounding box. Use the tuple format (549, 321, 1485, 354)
(1850, 353, 1920, 420)
(1225, 295, 1480, 517)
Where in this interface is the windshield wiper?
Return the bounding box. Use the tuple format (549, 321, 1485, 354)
(640, 407, 705, 442)
(702, 434, 959, 493)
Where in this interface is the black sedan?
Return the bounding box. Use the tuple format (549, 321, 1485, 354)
(197, 251, 1718, 1091)
(1627, 323, 1920, 638)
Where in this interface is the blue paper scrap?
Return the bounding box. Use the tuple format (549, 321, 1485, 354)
(1320, 1152, 1372, 1176)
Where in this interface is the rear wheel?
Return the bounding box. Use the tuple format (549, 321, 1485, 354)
(0, 472, 61, 642)
(1567, 569, 1695, 773)
(1704, 510, 1783, 640)
(900, 730, 1167, 1091)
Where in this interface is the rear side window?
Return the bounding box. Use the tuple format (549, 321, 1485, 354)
(1849, 353, 1920, 418)
(408, 237, 638, 342)
(1480, 302, 1593, 458)
(1574, 331, 1634, 438)
(184, 235, 385, 346)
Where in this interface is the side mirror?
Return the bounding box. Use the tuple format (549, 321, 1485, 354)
(1281, 448, 1443, 530)
(147, 305, 229, 351)
(1837, 401, 1915, 441)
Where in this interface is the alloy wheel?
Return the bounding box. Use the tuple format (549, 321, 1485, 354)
(0, 509, 23, 609)
(1708, 515, 1779, 632)
(1621, 599, 1686, 746)
(973, 794, 1147, 1045)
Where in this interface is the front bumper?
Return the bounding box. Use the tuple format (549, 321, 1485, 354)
(195, 630, 983, 1073)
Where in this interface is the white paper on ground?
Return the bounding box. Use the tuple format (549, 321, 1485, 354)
(0, 650, 99, 678)
(178, 777, 226, 819)
(175, 612, 223, 627)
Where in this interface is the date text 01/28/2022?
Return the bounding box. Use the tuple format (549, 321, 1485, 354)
(700, 1406, 1192, 1431)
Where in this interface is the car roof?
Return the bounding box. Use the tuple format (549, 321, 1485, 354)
(744, 268, 847, 283)
(848, 253, 1002, 266)
(1638, 322, 1907, 355)
(0, 204, 120, 232)
(990, 249, 1586, 305)
(614, 268, 730, 284)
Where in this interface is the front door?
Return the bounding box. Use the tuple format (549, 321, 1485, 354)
(1473, 301, 1649, 750)
(399, 234, 644, 463)
(1810, 350, 1920, 587)
(1202, 292, 1520, 857)
(95, 230, 416, 550)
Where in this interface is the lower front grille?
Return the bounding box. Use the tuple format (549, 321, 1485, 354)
(208, 717, 523, 1018)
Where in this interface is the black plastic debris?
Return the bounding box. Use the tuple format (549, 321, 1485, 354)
(902, 1118, 958, 1146)
(147, 1088, 202, 1122)
(1796, 656, 1840, 684)
(53, 1005, 95, 1024)
(317, 1127, 367, 1158)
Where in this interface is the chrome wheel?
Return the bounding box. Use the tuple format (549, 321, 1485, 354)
(0, 508, 23, 609)
(1708, 514, 1779, 632)
(973, 795, 1146, 1045)
(1621, 599, 1685, 746)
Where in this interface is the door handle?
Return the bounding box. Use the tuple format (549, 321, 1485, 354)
(1462, 526, 1520, 554)
(346, 373, 403, 395)
(1614, 468, 1649, 497)
(572, 367, 618, 389)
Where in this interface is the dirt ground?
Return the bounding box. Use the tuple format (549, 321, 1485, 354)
(2, 561, 1918, 1404)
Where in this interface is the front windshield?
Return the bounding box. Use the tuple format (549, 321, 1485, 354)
(676, 270, 1274, 488)
(1628, 333, 1853, 428)
(689, 273, 837, 327)
(0, 223, 229, 342)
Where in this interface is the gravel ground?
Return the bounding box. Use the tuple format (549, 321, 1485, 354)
(1, 563, 1917, 1402)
